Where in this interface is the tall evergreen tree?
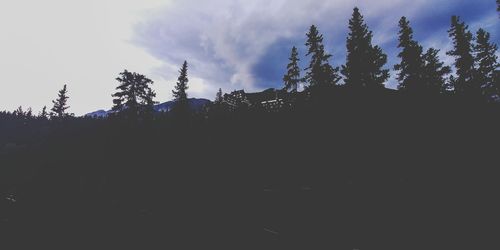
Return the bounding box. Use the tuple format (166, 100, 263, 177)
(497, 0, 500, 15)
(215, 88, 224, 104)
(422, 48, 452, 94)
(39, 106, 48, 119)
(172, 61, 190, 114)
(394, 17, 425, 91)
(474, 28, 499, 100)
(342, 7, 389, 88)
(304, 25, 340, 88)
(51, 84, 71, 118)
(447, 16, 476, 96)
(112, 70, 157, 118)
(283, 46, 302, 92)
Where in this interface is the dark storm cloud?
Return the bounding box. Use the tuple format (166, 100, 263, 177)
(133, 0, 499, 96)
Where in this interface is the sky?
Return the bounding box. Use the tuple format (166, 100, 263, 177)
(0, 0, 498, 115)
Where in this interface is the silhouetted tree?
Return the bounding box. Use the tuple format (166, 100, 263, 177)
(39, 106, 48, 119)
(14, 106, 24, 117)
(172, 61, 190, 114)
(494, 71, 500, 100)
(112, 70, 157, 119)
(210, 88, 228, 116)
(447, 16, 476, 96)
(394, 17, 425, 92)
(26, 108, 33, 118)
(215, 88, 224, 104)
(304, 25, 340, 88)
(474, 28, 499, 100)
(51, 84, 71, 118)
(283, 46, 302, 92)
(422, 48, 452, 94)
(342, 7, 389, 89)
(497, 0, 500, 15)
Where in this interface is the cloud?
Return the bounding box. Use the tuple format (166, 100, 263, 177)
(0, 0, 168, 115)
(134, 0, 499, 94)
(133, 0, 425, 92)
(0, 0, 497, 114)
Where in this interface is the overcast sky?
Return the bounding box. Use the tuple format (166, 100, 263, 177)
(0, 0, 498, 115)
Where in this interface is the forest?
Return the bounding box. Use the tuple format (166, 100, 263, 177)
(1, 6, 500, 250)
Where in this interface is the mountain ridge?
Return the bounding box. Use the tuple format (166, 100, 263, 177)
(85, 98, 211, 118)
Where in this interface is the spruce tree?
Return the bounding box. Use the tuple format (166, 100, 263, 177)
(446, 75, 457, 93)
(342, 7, 389, 88)
(14, 106, 24, 117)
(304, 25, 340, 88)
(394, 17, 425, 92)
(51, 84, 71, 118)
(215, 88, 224, 104)
(39, 106, 48, 119)
(26, 108, 33, 118)
(283, 46, 302, 92)
(422, 48, 452, 94)
(112, 70, 157, 118)
(474, 28, 499, 100)
(447, 16, 476, 96)
(172, 61, 190, 114)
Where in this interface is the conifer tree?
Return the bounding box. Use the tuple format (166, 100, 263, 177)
(172, 61, 190, 114)
(445, 75, 457, 94)
(112, 70, 157, 118)
(447, 16, 476, 96)
(422, 48, 452, 94)
(39, 106, 48, 119)
(394, 17, 425, 91)
(51, 84, 71, 118)
(14, 106, 24, 117)
(26, 108, 33, 118)
(304, 25, 340, 88)
(474, 28, 499, 99)
(342, 7, 389, 88)
(283, 46, 302, 92)
(215, 88, 224, 104)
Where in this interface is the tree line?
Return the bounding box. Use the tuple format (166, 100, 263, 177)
(2, 7, 499, 122)
(284, 8, 499, 100)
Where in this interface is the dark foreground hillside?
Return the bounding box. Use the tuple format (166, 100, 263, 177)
(1, 87, 500, 249)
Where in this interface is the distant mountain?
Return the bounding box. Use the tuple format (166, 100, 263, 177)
(85, 110, 109, 118)
(154, 98, 211, 113)
(85, 98, 211, 118)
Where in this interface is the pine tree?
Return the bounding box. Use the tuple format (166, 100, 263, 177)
(304, 25, 340, 88)
(215, 88, 224, 104)
(342, 7, 389, 88)
(474, 28, 499, 100)
(39, 106, 48, 119)
(422, 48, 452, 94)
(51, 84, 71, 118)
(25, 108, 33, 118)
(14, 106, 24, 117)
(497, 0, 500, 15)
(394, 17, 425, 92)
(283, 46, 302, 92)
(447, 16, 476, 96)
(445, 75, 457, 94)
(112, 70, 157, 118)
(172, 61, 190, 114)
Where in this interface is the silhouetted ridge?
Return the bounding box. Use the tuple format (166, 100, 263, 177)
(85, 98, 211, 118)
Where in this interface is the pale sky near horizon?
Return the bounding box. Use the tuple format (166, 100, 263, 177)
(0, 0, 498, 115)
